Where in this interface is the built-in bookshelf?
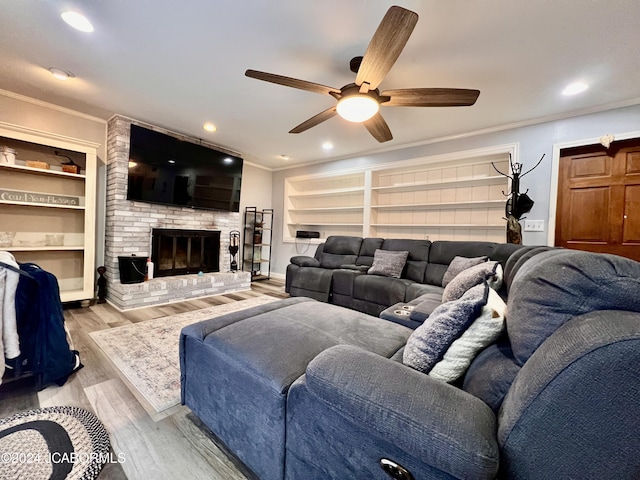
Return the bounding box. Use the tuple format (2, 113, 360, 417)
(284, 172, 365, 241)
(283, 146, 513, 243)
(0, 123, 98, 302)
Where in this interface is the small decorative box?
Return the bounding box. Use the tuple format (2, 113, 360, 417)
(26, 160, 50, 169)
(62, 163, 80, 174)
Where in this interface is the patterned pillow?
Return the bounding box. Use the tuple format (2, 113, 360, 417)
(403, 283, 488, 374)
(367, 249, 409, 278)
(429, 286, 507, 382)
(442, 256, 488, 287)
(442, 261, 503, 303)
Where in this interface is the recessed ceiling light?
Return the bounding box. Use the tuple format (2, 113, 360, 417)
(61, 11, 94, 32)
(562, 82, 589, 96)
(203, 123, 217, 132)
(322, 142, 334, 151)
(168, 159, 176, 164)
(48, 67, 74, 80)
(280, 154, 290, 160)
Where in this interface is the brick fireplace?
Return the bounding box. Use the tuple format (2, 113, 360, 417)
(104, 115, 250, 310)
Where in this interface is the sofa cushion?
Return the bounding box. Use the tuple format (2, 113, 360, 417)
(408, 292, 443, 322)
(382, 239, 431, 282)
(367, 249, 409, 278)
(425, 241, 497, 285)
(442, 261, 503, 303)
(353, 275, 413, 307)
(355, 237, 383, 266)
(442, 255, 488, 286)
(318, 236, 362, 269)
(507, 250, 640, 365)
(403, 283, 488, 374)
(463, 340, 521, 412)
(405, 282, 445, 302)
(429, 287, 507, 383)
(289, 267, 334, 302)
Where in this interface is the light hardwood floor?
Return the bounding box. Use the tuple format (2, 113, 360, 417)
(0, 279, 288, 480)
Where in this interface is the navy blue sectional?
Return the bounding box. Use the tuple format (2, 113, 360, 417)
(181, 248, 640, 479)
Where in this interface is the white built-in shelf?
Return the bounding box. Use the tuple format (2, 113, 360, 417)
(371, 223, 505, 229)
(0, 200, 85, 210)
(0, 162, 86, 179)
(288, 222, 363, 226)
(284, 151, 511, 243)
(0, 124, 98, 303)
(1, 246, 84, 252)
(372, 200, 505, 211)
(288, 186, 365, 198)
(288, 206, 364, 212)
(371, 175, 506, 193)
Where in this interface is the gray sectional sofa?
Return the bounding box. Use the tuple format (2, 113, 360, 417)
(286, 236, 524, 319)
(180, 248, 640, 480)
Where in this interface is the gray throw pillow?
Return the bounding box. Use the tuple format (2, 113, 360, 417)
(442, 261, 503, 303)
(367, 249, 409, 278)
(442, 256, 488, 287)
(403, 283, 488, 374)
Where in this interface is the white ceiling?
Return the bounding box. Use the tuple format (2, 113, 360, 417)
(1, 1, 639, 169)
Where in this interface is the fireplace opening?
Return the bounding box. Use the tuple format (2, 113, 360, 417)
(151, 228, 220, 277)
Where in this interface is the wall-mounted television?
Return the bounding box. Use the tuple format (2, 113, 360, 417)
(126, 124, 243, 212)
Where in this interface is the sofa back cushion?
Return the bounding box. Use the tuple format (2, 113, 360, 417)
(355, 238, 383, 266)
(425, 241, 498, 286)
(318, 236, 363, 269)
(507, 250, 640, 365)
(381, 239, 431, 282)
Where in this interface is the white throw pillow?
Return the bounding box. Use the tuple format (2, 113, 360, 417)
(429, 287, 507, 383)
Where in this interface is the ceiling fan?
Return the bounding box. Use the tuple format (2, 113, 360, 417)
(245, 6, 480, 143)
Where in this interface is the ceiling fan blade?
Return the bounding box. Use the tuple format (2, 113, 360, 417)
(363, 113, 393, 143)
(245, 69, 340, 96)
(355, 6, 418, 91)
(289, 107, 337, 134)
(381, 88, 480, 107)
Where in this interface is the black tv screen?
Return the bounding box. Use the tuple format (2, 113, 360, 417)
(126, 124, 243, 212)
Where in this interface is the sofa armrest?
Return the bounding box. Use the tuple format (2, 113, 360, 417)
(290, 255, 320, 267)
(304, 345, 499, 479)
(498, 309, 640, 479)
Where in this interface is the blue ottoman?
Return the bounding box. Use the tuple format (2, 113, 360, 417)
(180, 297, 411, 480)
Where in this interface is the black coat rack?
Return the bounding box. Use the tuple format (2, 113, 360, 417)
(491, 153, 544, 244)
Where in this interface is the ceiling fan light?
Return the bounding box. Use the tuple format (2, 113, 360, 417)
(336, 95, 379, 123)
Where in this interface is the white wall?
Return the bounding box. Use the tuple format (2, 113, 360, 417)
(270, 103, 640, 276)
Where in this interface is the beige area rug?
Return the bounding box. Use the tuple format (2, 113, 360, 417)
(90, 296, 279, 413)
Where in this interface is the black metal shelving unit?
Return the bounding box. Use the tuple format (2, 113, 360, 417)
(243, 207, 273, 281)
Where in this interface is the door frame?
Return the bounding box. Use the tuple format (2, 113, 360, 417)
(547, 129, 640, 245)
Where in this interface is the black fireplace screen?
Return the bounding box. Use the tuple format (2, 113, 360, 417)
(151, 228, 220, 277)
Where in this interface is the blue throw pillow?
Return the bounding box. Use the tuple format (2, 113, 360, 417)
(403, 284, 488, 374)
(442, 261, 503, 303)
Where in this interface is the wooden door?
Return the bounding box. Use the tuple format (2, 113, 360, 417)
(556, 139, 640, 261)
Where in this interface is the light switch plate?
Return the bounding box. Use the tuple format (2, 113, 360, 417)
(524, 220, 544, 232)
